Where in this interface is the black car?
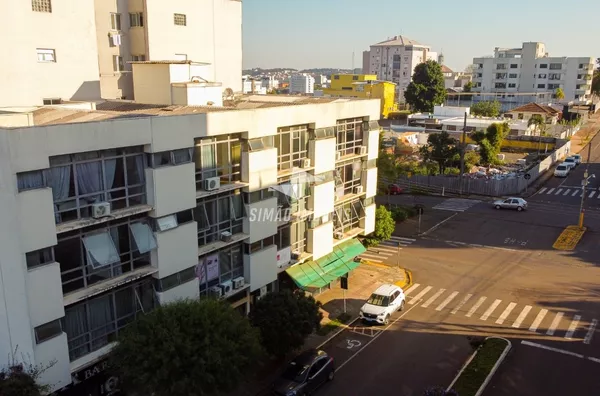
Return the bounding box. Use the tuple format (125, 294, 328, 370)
(272, 349, 335, 396)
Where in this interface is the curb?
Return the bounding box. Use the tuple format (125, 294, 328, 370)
(447, 336, 512, 396)
(418, 212, 458, 236)
(396, 268, 413, 289)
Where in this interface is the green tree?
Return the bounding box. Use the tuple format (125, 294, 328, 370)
(471, 122, 510, 165)
(419, 131, 458, 174)
(470, 100, 501, 117)
(528, 114, 545, 136)
(111, 299, 262, 396)
(554, 87, 565, 100)
(592, 72, 600, 96)
(363, 206, 395, 247)
(0, 354, 54, 396)
(405, 60, 447, 112)
(250, 290, 322, 358)
(462, 80, 473, 100)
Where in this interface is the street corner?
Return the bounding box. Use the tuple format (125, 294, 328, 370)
(395, 268, 413, 290)
(553, 225, 587, 251)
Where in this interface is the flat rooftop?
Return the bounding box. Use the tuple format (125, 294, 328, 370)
(1, 95, 365, 127)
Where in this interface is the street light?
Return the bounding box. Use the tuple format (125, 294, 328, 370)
(579, 170, 595, 229)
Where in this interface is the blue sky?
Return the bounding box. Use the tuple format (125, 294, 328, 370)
(243, 0, 599, 72)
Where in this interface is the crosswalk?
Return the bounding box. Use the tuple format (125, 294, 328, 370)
(433, 198, 481, 212)
(535, 186, 600, 198)
(359, 236, 416, 263)
(403, 283, 599, 347)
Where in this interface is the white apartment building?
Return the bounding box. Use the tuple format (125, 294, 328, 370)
(0, 69, 380, 394)
(362, 35, 438, 101)
(472, 42, 594, 102)
(290, 74, 316, 94)
(262, 76, 280, 91)
(0, 0, 242, 106)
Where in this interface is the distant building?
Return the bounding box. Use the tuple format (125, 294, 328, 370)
(505, 102, 561, 124)
(323, 74, 397, 118)
(439, 63, 472, 90)
(290, 74, 315, 94)
(472, 42, 594, 102)
(315, 75, 328, 86)
(362, 35, 437, 101)
(262, 76, 279, 91)
(242, 76, 265, 94)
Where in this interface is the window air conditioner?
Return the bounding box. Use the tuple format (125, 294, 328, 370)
(301, 158, 311, 168)
(91, 202, 111, 219)
(209, 286, 223, 298)
(334, 231, 344, 240)
(358, 146, 368, 155)
(220, 280, 233, 295)
(291, 252, 300, 260)
(233, 277, 245, 289)
(354, 186, 364, 195)
(204, 176, 221, 191)
(335, 152, 342, 161)
(220, 231, 232, 242)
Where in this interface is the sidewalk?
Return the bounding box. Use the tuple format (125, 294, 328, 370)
(570, 111, 600, 155)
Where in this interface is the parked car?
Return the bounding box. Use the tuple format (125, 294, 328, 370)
(554, 164, 570, 177)
(359, 284, 406, 325)
(563, 157, 577, 169)
(492, 197, 528, 211)
(388, 184, 403, 195)
(572, 154, 582, 165)
(272, 349, 335, 396)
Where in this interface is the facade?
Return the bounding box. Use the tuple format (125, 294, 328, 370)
(441, 64, 472, 90)
(290, 74, 315, 94)
(323, 74, 397, 119)
(0, 0, 242, 107)
(362, 35, 437, 101)
(242, 76, 266, 94)
(505, 102, 561, 124)
(472, 42, 594, 103)
(0, 88, 380, 394)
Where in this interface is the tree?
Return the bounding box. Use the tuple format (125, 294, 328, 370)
(111, 299, 262, 396)
(363, 206, 395, 247)
(405, 60, 447, 112)
(0, 353, 54, 396)
(554, 87, 565, 100)
(471, 122, 510, 165)
(250, 290, 322, 358)
(419, 131, 458, 174)
(528, 114, 545, 136)
(592, 72, 600, 96)
(463, 81, 473, 93)
(470, 100, 501, 117)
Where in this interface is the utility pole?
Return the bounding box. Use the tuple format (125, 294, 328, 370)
(579, 170, 595, 229)
(459, 111, 468, 194)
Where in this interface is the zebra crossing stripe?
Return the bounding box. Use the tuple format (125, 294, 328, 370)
(451, 294, 473, 315)
(409, 286, 432, 305)
(538, 187, 547, 194)
(359, 254, 383, 262)
(512, 305, 532, 328)
(547, 188, 555, 194)
(391, 236, 417, 243)
(590, 191, 597, 198)
(481, 299, 502, 321)
(565, 315, 581, 340)
(436, 291, 459, 311)
(555, 189, 563, 195)
(404, 283, 420, 296)
(563, 189, 571, 196)
(529, 309, 548, 332)
(422, 289, 446, 308)
(572, 189, 580, 196)
(466, 297, 487, 318)
(376, 245, 400, 253)
(547, 312, 564, 335)
(496, 302, 517, 325)
(584, 319, 598, 345)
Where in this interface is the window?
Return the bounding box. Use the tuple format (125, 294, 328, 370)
(276, 225, 291, 250)
(341, 87, 352, 91)
(131, 55, 145, 62)
(333, 199, 364, 233)
(352, 76, 358, 81)
(335, 160, 363, 197)
(336, 118, 364, 157)
(32, 0, 52, 12)
(539, 64, 548, 69)
(290, 220, 308, 254)
(174, 13, 187, 26)
(538, 74, 547, 79)
(35, 320, 62, 344)
(194, 190, 244, 246)
(549, 73, 561, 81)
(510, 64, 518, 69)
(548, 84, 560, 90)
(275, 178, 309, 215)
(155, 267, 196, 292)
(198, 244, 243, 294)
(194, 134, 241, 188)
(154, 214, 178, 232)
(537, 84, 546, 89)
(311, 127, 335, 140)
(579, 64, 584, 69)
(494, 83, 507, 89)
(495, 73, 507, 79)
(245, 236, 276, 254)
(549, 64, 562, 70)
(56, 216, 155, 294)
(309, 213, 332, 229)
(496, 64, 506, 70)
(508, 83, 516, 88)
(26, 247, 55, 269)
(112, 55, 124, 72)
(36, 48, 55, 62)
(275, 125, 309, 171)
(129, 12, 143, 27)
(334, 75, 340, 80)
(110, 13, 121, 30)
(244, 188, 275, 205)
(509, 74, 518, 78)
(62, 279, 155, 361)
(148, 148, 192, 168)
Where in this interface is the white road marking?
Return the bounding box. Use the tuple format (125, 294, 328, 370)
(584, 319, 598, 345)
(555, 188, 563, 195)
(512, 305, 532, 328)
(547, 188, 555, 194)
(589, 357, 600, 364)
(590, 191, 597, 198)
(547, 312, 563, 335)
(422, 288, 446, 308)
(529, 309, 548, 332)
(480, 299, 502, 321)
(390, 236, 417, 242)
(436, 291, 459, 312)
(521, 340, 584, 359)
(538, 187, 548, 195)
(466, 297, 487, 318)
(565, 315, 581, 340)
(572, 189, 580, 196)
(403, 283, 420, 296)
(375, 245, 400, 253)
(451, 294, 473, 315)
(495, 302, 517, 325)
(563, 189, 571, 196)
(359, 254, 384, 262)
(409, 286, 432, 305)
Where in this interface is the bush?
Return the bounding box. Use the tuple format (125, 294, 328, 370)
(390, 206, 417, 222)
(444, 167, 460, 176)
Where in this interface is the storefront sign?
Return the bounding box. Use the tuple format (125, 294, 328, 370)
(54, 358, 120, 396)
(277, 247, 291, 268)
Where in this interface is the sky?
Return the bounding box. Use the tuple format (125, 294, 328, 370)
(243, 0, 599, 72)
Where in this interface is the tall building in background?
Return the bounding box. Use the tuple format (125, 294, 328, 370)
(0, 0, 242, 106)
(362, 35, 437, 101)
(290, 74, 315, 94)
(472, 42, 594, 102)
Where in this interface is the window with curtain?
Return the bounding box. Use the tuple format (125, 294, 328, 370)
(198, 244, 243, 295)
(193, 190, 244, 246)
(275, 125, 309, 171)
(62, 279, 155, 361)
(56, 215, 155, 295)
(335, 160, 363, 197)
(194, 134, 241, 189)
(336, 118, 364, 157)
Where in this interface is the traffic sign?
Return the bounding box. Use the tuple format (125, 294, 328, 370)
(524, 173, 531, 180)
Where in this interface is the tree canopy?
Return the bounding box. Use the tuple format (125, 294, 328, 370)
(470, 100, 501, 117)
(111, 299, 262, 396)
(471, 122, 510, 165)
(363, 206, 395, 247)
(554, 87, 565, 100)
(405, 60, 447, 112)
(419, 131, 458, 174)
(250, 290, 322, 358)
(528, 114, 547, 136)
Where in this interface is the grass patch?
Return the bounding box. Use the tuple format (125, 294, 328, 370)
(316, 312, 352, 336)
(451, 338, 509, 396)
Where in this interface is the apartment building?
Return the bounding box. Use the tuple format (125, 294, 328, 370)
(0, 67, 380, 394)
(0, 0, 242, 107)
(290, 74, 316, 94)
(472, 42, 594, 102)
(362, 35, 437, 101)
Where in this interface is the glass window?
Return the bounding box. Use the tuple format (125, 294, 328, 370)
(26, 247, 55, 269)
(82, 232, 120, 270)
(129, 222, 157, 253)
(276, 125, 309, 171)
(336, 118, 364, 157)
(194, 135, 241, 189)
(198, 244, 244, 295)
(333, 199, 364, 233)
(194, 190, 244, 246)
(335, 161, 363, 197)
(34, 319, 62, 344)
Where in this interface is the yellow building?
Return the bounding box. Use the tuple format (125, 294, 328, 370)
(323, 74, 397, 118)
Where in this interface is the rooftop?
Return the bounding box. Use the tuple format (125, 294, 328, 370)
(508, 102, 560, 115)
(441, 65, 454, 74)
(371, 35, 424, 47)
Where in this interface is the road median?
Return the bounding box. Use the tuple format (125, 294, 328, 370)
(553, 225, 586, 250)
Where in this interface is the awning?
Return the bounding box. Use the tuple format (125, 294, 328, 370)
(286, 239, 366, 289)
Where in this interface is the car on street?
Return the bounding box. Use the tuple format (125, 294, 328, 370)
(359, 284, 406, 325)
(554, 164, 570, 177)
(572, 154, 582, 164)
(388, 184, 403, 195)
(493, 197, 528, 211)
(272, 349, 335, 396)
(563, 157, 577, 169)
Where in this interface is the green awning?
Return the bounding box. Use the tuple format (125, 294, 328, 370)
(286, 239, 366, 289)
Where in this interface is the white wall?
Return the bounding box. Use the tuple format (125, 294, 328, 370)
(132, 64, 173, 105)
(364, 168, 378, 198)
(146, 163, 196, 217)
(243, 245, 278, 292)
(34, 333, 71, 391)
(152, 222, 198, 277)
(18, 188, 58, 252)
(26, 262, 65, 327)
(307, 222, 333, 260)
(311, 138, 336, 174)
(242, 149, 278, 191)
(360, 204, 376, 235)
(309, 182, 334, 218)
(244, 197, 278, 243)
(157, 278, 200, 304)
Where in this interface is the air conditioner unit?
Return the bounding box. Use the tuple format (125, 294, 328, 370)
(259, 285, 267, 297)
(354, 186, 364, 194)
(334, 231, 344, 240)
(209, 286, 223, 298)
(335, 152, 342, 161)
(91, 202, 111, 219)
(220, 231, 232, 242)
(220, 280, 233, 295)
(204, 177, 221, 191)
(359, 146, 368, 155)
(301, 158, 311, 168)
(291, 252, 300, 260)
(233, 277, 245, 289)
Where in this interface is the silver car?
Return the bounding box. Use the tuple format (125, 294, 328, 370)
(493, 197, 528, 211)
